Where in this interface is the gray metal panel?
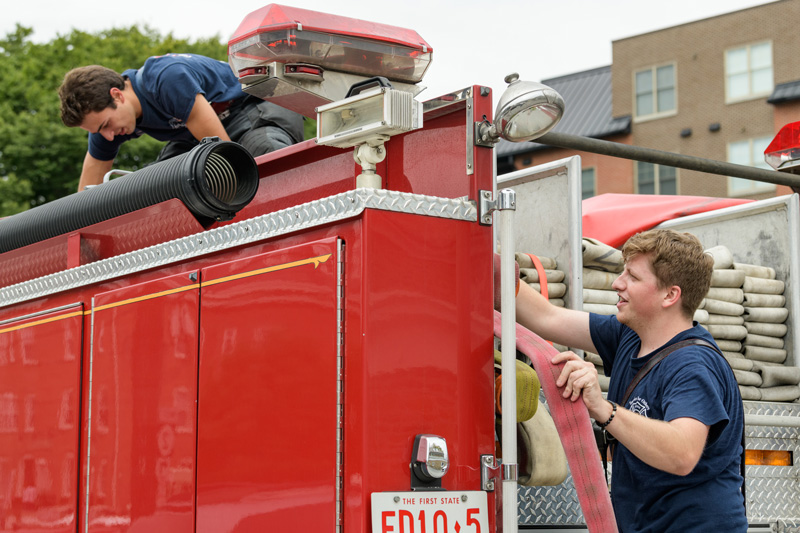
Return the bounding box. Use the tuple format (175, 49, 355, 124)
(746, 400, 800, 418)
(747, 465, 800, 523)
(657, 195, 800, 366)
(519, 524, 589, 533)
(779, 519, 800, 533)
(0, 189, 477, 309)
(744, 401, 800, 524)
(518, 473, 586, 526)
(497, 157, 583, 315)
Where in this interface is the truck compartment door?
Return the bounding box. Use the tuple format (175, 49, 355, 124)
(86, 273, 200, 532)
(0, 304, 84, 532)
(196, 237, 340, 532)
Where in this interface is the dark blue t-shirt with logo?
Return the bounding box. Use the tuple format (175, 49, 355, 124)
(590, 313, 746, 532)
(88, 53, 246, 161)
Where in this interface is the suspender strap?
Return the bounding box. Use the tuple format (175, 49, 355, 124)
(620, 338, 719, 407)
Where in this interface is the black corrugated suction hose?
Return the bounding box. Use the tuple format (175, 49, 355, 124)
(0, 138, 259, 255)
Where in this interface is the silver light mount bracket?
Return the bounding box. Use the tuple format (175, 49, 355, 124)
(479, 189, 516, 225)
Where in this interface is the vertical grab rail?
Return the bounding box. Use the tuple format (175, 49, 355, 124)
(498, 188, 518, 533)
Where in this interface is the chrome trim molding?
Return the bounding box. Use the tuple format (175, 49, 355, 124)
(0, 302, 83, 326)
(84, 297, 95, 533)
(335, 238, 345, 533)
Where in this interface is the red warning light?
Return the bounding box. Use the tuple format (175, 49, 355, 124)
(765, 121, 800, 171)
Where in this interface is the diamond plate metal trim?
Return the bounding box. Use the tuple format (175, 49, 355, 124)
(518, 473, 587, 525)
(748, 427, 800, 441)
(0, 189, 477, 308)
(779, 519, 800, 533)
(743, 395, 800, 529)
(742, 402, 800, 525)
(746, 465, 800, 523)
(745, 400, 800, 419)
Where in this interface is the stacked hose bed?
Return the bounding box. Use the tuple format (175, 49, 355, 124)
(515, 238, 800, 401)
(702, 245, 800, 402)
(578, 238, 624, 393)
(515, 252, 566, 308)
(0, 139, 259, 255)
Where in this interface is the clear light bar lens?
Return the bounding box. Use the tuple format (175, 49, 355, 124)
(229, 29, 430, 84)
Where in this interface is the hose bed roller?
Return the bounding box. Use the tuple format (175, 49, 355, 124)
(0, 138, 258, 255)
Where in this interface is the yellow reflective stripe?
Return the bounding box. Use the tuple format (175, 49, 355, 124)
(1, 253, 332, 325)
(92, 283, 200, 313)
(201, 253, 331, 288)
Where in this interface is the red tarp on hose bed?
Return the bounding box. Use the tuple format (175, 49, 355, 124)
(581, 194, 754, 248)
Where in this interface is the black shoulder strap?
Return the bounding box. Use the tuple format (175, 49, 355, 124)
(620, 338, 719, 406)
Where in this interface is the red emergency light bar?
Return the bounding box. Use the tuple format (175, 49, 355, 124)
(765, 121, 800, 171)
(228, 4, 432, 84)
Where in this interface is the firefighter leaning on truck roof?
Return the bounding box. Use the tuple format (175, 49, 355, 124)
(500, 228, 747, 532)
(58, 53, 304, 192)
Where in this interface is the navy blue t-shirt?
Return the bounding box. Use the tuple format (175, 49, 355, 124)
(88, 53, 246, 161)
(590, 313, 746, 532)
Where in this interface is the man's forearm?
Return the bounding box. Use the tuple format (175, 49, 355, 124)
(516, 282, 596, 353)
(186, 93, 231, 142)
(78, 152, 113, 191)
(601, 402, 708, 476)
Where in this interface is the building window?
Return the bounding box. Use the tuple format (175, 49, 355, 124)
(725, 42, 773, 102)
(581, 168, 596, 200)
(635, 64, 676, 120)
(728, 137, 774, 196)
(636, 162, 677, 195)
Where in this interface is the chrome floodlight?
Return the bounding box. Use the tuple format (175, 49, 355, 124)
(477, 73, 565, 146)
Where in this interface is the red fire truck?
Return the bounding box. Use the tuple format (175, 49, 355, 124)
(2, 4, 800, 533)
(0, 5, 564, 532)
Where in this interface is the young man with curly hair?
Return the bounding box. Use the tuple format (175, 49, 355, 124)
(513, 228, 746, 532)
(59, 53, 304, 191)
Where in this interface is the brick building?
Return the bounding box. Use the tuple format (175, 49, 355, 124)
(496, 0, 800, 200)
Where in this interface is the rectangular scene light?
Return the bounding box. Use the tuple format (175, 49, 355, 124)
(316, 87, 422, 149)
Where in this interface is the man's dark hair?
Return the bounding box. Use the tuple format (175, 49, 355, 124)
(59, 65, 125, 127)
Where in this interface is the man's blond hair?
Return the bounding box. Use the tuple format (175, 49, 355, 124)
(622, 229, 713, 318)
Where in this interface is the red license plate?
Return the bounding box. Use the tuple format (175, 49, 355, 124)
(371, 491, 489, 533)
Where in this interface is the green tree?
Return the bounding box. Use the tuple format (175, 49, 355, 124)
(0, 24, 226, 216)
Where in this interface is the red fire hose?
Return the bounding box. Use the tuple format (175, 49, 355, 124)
(493, 310, 618, 533)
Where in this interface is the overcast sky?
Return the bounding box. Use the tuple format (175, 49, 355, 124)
(2, 0, 778, 99)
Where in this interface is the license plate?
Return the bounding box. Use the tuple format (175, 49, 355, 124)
(371, 491, 489, 533)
